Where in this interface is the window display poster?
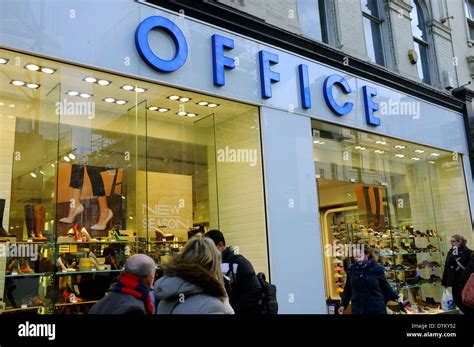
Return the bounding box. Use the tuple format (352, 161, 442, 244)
(136, 171, 192, 240)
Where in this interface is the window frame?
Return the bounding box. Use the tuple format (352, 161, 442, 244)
(361, 0, 390, 68)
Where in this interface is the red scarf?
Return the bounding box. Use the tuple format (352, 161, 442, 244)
(112, 272, 154, 314)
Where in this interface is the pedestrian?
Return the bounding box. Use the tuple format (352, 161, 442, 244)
(154, 235, 234, 314)
(338, 244, 399, 314)
(89, 254, 156, 314)
(204, 229, 262, 314)
(442, 234, 472, 313)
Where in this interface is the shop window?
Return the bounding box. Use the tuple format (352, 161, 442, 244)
(312, 120, 472, 313)
(411, 0, 432, 85)
(0, 49, 268, 313)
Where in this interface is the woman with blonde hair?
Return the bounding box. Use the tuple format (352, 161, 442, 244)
(154, 235, 234, 314)
(442, 234, 472, 313)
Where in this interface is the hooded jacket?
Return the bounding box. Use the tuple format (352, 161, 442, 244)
(154, 262, 234, 314)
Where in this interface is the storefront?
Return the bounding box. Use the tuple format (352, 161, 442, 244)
(0, 0, 472, 314)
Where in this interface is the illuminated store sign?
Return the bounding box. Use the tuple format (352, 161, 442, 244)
(135, 16, 381, 126)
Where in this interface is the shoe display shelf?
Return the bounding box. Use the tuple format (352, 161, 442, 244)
(322, 206, 449, 314)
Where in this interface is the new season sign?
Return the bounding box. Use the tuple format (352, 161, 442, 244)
(135, 16, 381, 126)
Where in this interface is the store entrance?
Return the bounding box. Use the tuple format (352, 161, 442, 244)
(317, 179, 391, 301)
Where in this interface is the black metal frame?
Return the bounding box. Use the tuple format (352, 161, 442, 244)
(146, 0, 464, 113)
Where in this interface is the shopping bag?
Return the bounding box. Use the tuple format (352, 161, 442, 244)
(441, 287, 455, 311)
(462, 273, 474, 308)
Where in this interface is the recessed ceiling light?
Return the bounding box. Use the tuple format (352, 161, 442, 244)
(208, 103, 218, 108)
(197, 101, 209, 106)
(187, 113, 197, 118)
(116, 100, 127, 105)
(148, 106, 158, 111)
(134, 87, 146, 93)
(39, 170, 45, 175)
(25, 64, 40, 71)
(51, 164, 55, 168)
(395, 154, 405, 158)
(40, 67, 55, 74)
(0, 102, 3, 106)
(313, 140, 318, 144)
(430, 152, 440, 157)
(319, 141, 325, 144)
(395, 145, 405, 149)
(415, 149, 424, 153)
(374, 150, 385, 154)
(68, 153, 76, 160)
(80, 93, 92, 98)
(375, 140, 387, 145)
(30, 172, 37, 178)
(411, 157, 420, 161)
(97, 79, 111, 86)
(63, 156, 71, 162)
(104, 97, 115, 103)
(169, 95, 180, 100)
(179, 97, 190, 102)
(67, 91, 79, 96)
(158, 108, 169, 112)
(84, 77, 97, 83)
(428, 161, 435, 164)
(177, 111, 187, 116)
(7, 115, 14, 118)
(11, 80, 25, 86)
(8, 104, 15, 108)
(0, 58, 9, 64)
(26, 83, 40, 89)
(122, 85, 134, 91)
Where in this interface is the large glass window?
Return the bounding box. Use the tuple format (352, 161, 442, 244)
(0, 49, 268, 313)
(361, 0, 386, 66)
(216, 0, 335, 45)
(313, 120, 472, 313)
(411, 0, 432, 84)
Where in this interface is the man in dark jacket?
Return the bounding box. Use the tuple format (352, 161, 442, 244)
(89, 254, 156, 314)
(459, 251, 474, 316)
(205, 229, 262, 314)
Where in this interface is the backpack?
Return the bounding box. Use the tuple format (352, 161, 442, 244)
(225, 257, 278, 314)
(462, 273, 474, 308)
(256, 272, 278, 315)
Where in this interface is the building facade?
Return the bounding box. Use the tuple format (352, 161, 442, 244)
(0, 0, 473, 314)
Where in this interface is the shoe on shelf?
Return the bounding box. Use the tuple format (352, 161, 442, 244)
(20, 259, 34, 273)
(155, 227, 174, 241)
(109, 225, 127, 241)
(81, 227, 99, 242)
(59, 203, 84, 224)
(89, 252, 105, 270)
(91, 209, 113, 231)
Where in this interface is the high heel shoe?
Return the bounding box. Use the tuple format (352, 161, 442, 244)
(81, 227, 99, 242)
(20, 259, 34, 273)
(59, 203, 84, 224)
(72, 224, 83, 242)
(109, 225, 127, 241)
(91, 209, 113, 231)
(88, 252, 105, 270)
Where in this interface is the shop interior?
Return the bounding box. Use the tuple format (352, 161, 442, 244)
(313, 120, 473, 314)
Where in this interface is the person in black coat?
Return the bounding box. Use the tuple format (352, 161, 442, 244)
(89, 254, 156, 314)
(205, 229, 262, 314)
(441, 234, 472, 314)
(339, 244, 398, 314)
